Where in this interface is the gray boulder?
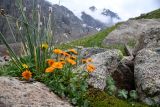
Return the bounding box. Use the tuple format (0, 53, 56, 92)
(134, 49, 160, 105)
(79, 47, 106, 58)
(103, 19, 160, 46)
(134, 27, 160, 105)
(133, 27, 160, 55)
(0, 77, 72, 107)
(87, 49, 122, 90)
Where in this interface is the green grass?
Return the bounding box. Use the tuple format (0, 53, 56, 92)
(55, 23, 120, 50)
(0, 65, 7, 76)
(55, 22, 130, 55)
(134, 8, 160, 19)
(87, 88, 148, 107)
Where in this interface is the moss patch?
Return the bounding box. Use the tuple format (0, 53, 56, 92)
(87, 88, 148, 107)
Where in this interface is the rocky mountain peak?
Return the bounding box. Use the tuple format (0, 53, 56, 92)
(81, 11, 105, 30)
(89, 6, 97, 12)
(101, 8, 120, 19)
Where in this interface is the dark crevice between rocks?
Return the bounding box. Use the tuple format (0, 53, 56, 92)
(111, 59, 136, 91)
(0, 101, 9, 107)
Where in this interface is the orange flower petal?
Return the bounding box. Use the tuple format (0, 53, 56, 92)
(53, 49, 63, 54)
(47, 59, 55, 66)
(22, 70, 32, 80)
(45, 67, 55, 73)
(70, 56, 77, 60)
(87, 64, 96, 73)
(66, 58, 76, 65)
(69, 49, 78, 55)
(82, 59, 87, 64)
(51, 62, 63, 69)
(61, 51, 70, 57)
(87, 58, 92, 62)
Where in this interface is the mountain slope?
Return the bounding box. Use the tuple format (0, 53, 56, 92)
(0, 0, 97, 44)
(57, 8, 160, 54)
(134, 8, 160, 19)
(81, 12, 105, 30)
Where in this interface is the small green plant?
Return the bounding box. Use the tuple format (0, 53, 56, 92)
(107, 84, 117, 95)
(105, 76, 117, 95)
(129, 90, 138, 100)
(118, 89, 128, 100)
(106, 76, 115, 85)
(105, 75, 140, 103)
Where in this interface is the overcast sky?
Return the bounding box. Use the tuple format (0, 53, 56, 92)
(47, 0, 160, 21)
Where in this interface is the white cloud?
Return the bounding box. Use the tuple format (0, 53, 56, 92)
(47, 0, 160, 21)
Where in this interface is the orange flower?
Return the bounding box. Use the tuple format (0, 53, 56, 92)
(61, 51, 70, 57)
(60, 61, 66, 65)
(53, 49, 62, 54)
(22, 70, 32, 80)
(66, 58, 76, 65)
(87, 58, 92, 62)
(82, 58, 92, 63)
(69, 49, 78, 55)
(52, 62, 63, 69)
(47, 59, 55, 66)
(45, 66, 55, 73)
(86, 64, 96, 73)
(70, 56, 77, 60)
(82, 59, 87, 63)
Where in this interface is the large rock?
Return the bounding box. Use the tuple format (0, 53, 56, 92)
(0, 77, 72, 107)
(88, 49, 122, 90)
(134, 27, 160, 105)
(134, 49, 160, 105)
(79, 47, 106, 58)
(133, 27, 160, 55)
(103, 19, 160, 46)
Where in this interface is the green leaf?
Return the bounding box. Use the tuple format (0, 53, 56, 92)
(118, 89, 128, 99)
(106, 76, 115, 86)
(129, 90, 138, 100)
